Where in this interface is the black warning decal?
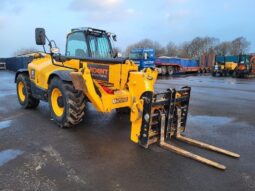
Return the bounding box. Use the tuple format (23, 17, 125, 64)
(87, 63, 109, 81)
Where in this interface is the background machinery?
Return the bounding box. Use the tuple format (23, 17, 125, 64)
(15, 27, 239, 170)
(129, 48, 155, 70)
(233, 54, 255, 78)
(212, 55, 238, 77)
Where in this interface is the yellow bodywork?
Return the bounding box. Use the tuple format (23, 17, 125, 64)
(27, 53, 158, 143)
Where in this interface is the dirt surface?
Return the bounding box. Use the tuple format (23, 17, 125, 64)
(0, 70, 255, 191)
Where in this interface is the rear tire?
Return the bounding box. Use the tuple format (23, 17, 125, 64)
(48, 77, 86, 128)
(16, 73, 40, 109)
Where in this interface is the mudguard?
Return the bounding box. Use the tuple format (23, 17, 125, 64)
(15, 69, 29, 83)
(49, 70, 73, 83)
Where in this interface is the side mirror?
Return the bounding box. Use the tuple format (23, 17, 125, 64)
(35, 28, 46, 45)
(112, 34, 117, 42)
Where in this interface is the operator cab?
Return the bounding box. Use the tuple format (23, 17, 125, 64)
(65, 27, 117, 59)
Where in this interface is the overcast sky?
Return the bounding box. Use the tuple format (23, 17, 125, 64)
(0, 0, 254, 57)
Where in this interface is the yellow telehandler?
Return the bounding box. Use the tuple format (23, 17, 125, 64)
(15, 27, 239, 170)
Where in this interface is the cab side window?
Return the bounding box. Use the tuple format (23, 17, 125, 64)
(66, 32, 88, 58)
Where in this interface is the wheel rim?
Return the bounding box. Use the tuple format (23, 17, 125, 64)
(18, 81, 26, 102)
(51, 88, 64, 117)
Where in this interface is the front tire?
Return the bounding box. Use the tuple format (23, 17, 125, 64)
(48, 77, 86, 128)
(16, 73, 40, 109)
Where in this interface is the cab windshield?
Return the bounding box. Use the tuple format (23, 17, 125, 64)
(66, 31, 112, 59)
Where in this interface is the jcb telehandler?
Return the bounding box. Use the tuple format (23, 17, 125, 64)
(15, 27, 239, 170)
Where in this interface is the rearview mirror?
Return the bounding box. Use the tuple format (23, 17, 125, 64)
(35, 28, 46, 45)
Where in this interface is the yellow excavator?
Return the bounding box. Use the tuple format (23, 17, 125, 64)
(15, 27, 239, 170)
